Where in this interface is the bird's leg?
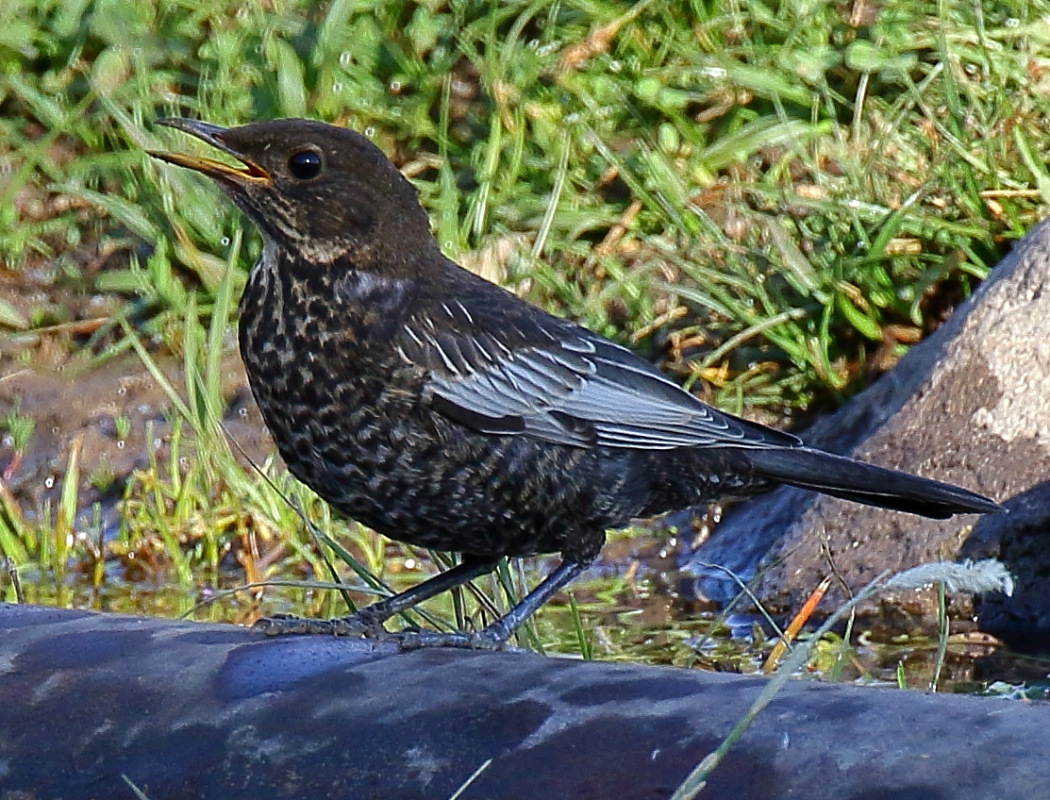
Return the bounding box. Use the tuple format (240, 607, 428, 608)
(253, 556, 501, 637)
(394, 559, 591, 651)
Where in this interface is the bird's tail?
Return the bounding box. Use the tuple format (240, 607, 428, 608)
(745, 447, 1001, 519)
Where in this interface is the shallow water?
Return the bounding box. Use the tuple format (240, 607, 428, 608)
(6, 545, 1048, 698)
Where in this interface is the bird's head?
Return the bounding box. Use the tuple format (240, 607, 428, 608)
(149, 118, 435, 270)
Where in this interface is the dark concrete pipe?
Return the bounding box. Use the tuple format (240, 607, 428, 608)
(0, 603, 1045, 799)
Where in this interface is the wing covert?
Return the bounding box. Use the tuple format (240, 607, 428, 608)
(398, 314, 800, 451)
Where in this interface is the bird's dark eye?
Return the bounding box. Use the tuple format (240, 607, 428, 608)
(288, 150, 323, 180)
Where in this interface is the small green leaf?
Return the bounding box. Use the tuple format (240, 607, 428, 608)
(845, 40, 918, 74)
(0, 297, 29, 330)
(272, 38, 307, 118)
(835, 292, 883, 341)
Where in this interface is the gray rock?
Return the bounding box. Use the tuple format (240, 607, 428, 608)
(962, 481, 1050, 635)
(2, 602, 1050, 800)
(685, 216, 1050, 631)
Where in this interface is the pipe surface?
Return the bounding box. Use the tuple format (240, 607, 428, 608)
(0, 603, 1044, 799)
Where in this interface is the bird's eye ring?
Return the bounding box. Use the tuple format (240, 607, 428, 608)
(288, 149, 323, 180)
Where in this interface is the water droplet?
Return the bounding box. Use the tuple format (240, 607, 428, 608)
(221, 236, 231, 246)
(117, 441, 125, 449)
(44, 476, 55, 489)
(339, 51, 351, 66)
(333, 82, 344, 94)
(389, 80, 401, 92)
(364, 126, 375, 137)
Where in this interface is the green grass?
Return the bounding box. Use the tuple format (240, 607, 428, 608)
(1, 0, 1048, 666)
(6, 0, 1048, 400)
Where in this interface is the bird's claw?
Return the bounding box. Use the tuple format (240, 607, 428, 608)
(389, 627, 509, 652)
(252, 610, 387, 638)
(253, 613, 512, 651)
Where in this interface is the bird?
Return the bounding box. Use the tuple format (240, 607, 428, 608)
(149, 117, 1002, 649)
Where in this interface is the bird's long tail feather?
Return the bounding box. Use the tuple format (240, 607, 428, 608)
(745, 447, 1001, 519)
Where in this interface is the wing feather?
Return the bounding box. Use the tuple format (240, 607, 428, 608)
(400, 315, 799, 451)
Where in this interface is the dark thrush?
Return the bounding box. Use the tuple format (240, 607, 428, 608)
(150, 118, 1001, 648)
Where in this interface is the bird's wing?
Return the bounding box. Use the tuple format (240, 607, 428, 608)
(397, 311, 800, 451)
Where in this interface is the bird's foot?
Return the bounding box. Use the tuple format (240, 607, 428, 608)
(252, 615, 510, 650)
(388, 624, 512, 652)
(253, 610, 519, 651)
(252, 609, 387, 638)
